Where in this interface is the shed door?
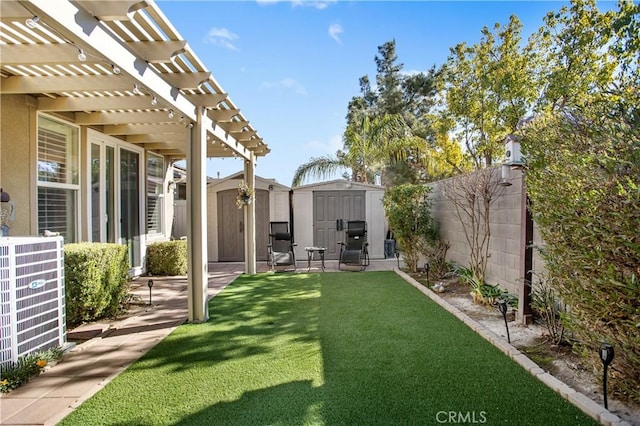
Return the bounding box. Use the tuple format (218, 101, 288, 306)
(313, 190, 365, 260)
(217, 189, 269, 262)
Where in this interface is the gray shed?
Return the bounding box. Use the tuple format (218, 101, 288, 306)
(292, 179, 387, 261)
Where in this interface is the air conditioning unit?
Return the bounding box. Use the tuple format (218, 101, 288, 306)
(0, 236, 65, 371)
(504, 135, 523, 166)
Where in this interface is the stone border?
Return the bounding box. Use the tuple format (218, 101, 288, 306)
(395, 269, 630, 426)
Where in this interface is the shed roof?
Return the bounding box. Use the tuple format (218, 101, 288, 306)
(294, 179, 385, 191)
(209, 171, 291, 191)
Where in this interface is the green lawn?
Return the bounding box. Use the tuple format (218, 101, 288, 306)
(60, 271, 596, 425)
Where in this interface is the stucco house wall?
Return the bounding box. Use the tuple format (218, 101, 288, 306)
(0, 95, 38, 236)
(0, 95, 177, 275)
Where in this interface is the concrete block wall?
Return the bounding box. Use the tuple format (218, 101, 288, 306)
(427, 168, 544, 297)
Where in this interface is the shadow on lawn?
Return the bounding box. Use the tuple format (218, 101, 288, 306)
(125, 273, 321, 373)
(171, 380, 319, 426)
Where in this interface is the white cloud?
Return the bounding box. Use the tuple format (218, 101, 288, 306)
(292, 0, 336, 10)
(328, 23, 343, 44)
(305, 133, 343, 154)
(203, 27, 239, 50)
(261, 78, 308, 95)
(258, 0, 336, 10)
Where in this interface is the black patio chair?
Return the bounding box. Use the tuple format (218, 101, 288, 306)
(267, 221, 297, 272)
(338, 220, 369, 271)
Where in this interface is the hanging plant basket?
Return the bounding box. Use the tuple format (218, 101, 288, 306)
(236, 180, 255, 208)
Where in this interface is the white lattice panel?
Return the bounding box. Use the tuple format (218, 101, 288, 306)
(0, 237, 65, 372)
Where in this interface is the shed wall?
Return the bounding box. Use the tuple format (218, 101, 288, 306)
(292, 180, 386, 260)
(207, 177, 289, 262)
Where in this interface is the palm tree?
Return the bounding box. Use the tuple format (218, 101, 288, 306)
(292, 113, 417, 187)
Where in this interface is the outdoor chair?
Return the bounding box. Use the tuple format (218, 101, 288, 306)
(338, 220, 370, 271)
(267, 221, 297, 272)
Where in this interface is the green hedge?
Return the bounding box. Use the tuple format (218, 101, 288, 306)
(146, 240, 187, 276)
(64, 243, 130, 327)
(522, 110, 640, 402)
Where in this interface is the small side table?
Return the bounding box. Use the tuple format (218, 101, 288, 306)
(304, 247, 327, 272)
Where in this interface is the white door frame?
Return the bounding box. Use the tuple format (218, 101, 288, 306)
(86, 129, 145, 275)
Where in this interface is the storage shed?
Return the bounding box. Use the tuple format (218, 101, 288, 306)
(207, 172, 291, 262)
(292, 180, 387, 261)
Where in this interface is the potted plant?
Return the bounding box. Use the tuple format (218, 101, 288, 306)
(236, 180, 255, 208)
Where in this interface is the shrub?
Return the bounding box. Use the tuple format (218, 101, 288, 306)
(64, 243, 130, 326)
(454, 264, 517, 307)
(424, 240, 451, 280)
(522, 109, 640, 402)
(382, 184, 439, 273)
(146, 240, 187, 276)
(530, 273, 566, 346)
(1, 346, 63, 393)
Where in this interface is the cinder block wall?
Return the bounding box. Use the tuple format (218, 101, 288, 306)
(427, 168, 544, 297)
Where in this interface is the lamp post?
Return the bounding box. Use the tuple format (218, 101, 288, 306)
(147, 279, 154, 306)
(599, 343, 614, 410)
(498, 299, 510, 343)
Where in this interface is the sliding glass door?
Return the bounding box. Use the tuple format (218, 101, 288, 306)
(91, 143, 116, 243)
(89, 131, 144, 272)
(120, 148, 141, 268)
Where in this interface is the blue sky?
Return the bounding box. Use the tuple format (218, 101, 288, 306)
(158, 1, 608, 187)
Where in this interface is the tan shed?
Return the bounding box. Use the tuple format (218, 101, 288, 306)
(292, 179, 387, 261)
(207, 172, 291, 262)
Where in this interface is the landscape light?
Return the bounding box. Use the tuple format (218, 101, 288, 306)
(599, 342, 614, 409)
(498, 299, 510, 343)
(147, 279, 154, 306)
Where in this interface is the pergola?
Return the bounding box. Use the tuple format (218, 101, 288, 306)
(0, 0, 269, 322)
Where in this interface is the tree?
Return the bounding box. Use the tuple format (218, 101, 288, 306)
(382, 184, 438, 273)
(374, 40, 405, 116)
(442, 15, 536, 168)
(521, 107, 640, 403)
(442, 167, 504, 285)
(520, 0, 640, 401)
(530, 0, 617, 113)
(291, 113, 416, 186)
(292, 39, 462, 187)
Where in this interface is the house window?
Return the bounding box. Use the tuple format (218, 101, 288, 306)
(146, 152, 164, 235)
(37, 115, 79, 242)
